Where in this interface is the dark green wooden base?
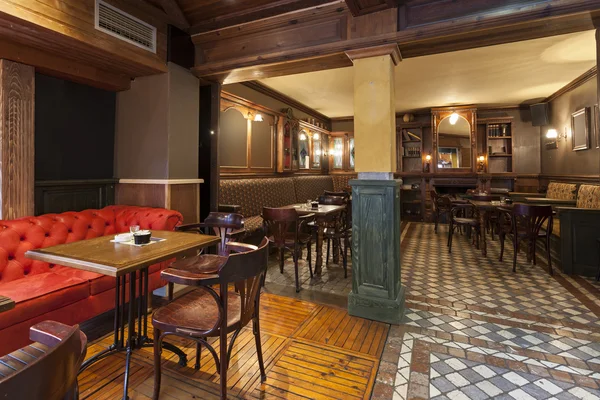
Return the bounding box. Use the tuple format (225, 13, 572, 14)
(348, 285, 406, 324)
(347, 178, 405, 324)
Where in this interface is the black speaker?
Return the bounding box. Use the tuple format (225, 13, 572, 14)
(530, 103, 549, 126)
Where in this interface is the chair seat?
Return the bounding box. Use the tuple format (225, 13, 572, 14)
(268, 232, 311, 246)
(152, 289, 241, 335)
(453, 217, 479, 227)
(170, 254, 229, 275)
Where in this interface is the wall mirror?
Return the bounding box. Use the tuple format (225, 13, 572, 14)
(432, 108, 477, 172)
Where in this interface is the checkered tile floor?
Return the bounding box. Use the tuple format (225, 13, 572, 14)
(372, 222, 600, 400)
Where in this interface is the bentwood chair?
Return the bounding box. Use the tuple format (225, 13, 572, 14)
(263, 207, 313, 292)
(447, 199, 481, 253)
(431, 190, 452, 233)
(318, 195, 350, 278)
(0, 321, 87, 400)
(152, 238, 269, 400)
(176, 212, 245, 255)
(470, 195, 499, 239)
(498, 204, 554, 275)
(170, 212, 245, 300)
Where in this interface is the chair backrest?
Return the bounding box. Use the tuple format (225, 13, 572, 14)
(221, 237, 269, 327)
(0, 321, 86, 400)
(511, 204, 553, 237)
(262, 207, 299, 247)
(204, 212, 244, 255)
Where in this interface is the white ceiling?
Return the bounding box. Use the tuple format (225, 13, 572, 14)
(253, 30, 596, 118)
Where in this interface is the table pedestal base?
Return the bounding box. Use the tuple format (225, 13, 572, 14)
(79, 269, 187, 400)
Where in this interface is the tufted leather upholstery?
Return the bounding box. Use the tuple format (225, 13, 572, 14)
(0, 206, 182, 355)
(546, 182, 578, 201)
(220, 178, 297, 218)
(576, 184, 600, 209)
(293, 176, 334, 203)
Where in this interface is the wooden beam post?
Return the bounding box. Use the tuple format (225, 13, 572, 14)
(0, 59, 34, 219)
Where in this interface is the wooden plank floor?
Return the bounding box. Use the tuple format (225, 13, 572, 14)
(78, 293, 388, 399)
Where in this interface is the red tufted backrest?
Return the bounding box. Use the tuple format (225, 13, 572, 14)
(0, 206, 183, 284)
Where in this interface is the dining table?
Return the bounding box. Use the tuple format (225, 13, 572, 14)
(25, 230, 220, 400)
(469, 200, 556, 257)
(289, 203, 346, 275)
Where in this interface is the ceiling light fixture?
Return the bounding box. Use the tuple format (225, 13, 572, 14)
(449, 112, 460, 125)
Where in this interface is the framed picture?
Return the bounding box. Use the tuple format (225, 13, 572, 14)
(595, 104, 599, 149)
(571, 107, 590, 151)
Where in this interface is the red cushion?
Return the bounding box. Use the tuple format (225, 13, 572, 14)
(51, 266, 115, 295)
(0, 272, 89, 330)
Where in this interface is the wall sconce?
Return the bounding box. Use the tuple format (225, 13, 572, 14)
(477, 155, 486, 172)
(254, 113, 263, 122)
(313, 133, 320, 140)
(545, 128, 565, 149)
(247, 111, 263, 122)
(299, 133, 307, 141)
(424, 154, 431, 173)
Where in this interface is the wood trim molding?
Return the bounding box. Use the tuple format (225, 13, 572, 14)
(152, 0, 190, 29)
(242, 81, 331, 124)
(544, 66, 597, 103)
(345, 43, 402, 65)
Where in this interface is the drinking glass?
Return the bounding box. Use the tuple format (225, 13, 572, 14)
(306, 200, 312, 209)
(130, 225, 140, 234)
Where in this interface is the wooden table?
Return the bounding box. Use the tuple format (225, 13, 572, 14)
(0, 296, 14, 313)
(26, 230, 220, 400)
(289, 204, 346, 274)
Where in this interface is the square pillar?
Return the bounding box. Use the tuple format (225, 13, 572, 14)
(346, 45, 405, 324)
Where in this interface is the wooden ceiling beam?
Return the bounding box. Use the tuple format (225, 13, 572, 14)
(152, 0, 190, 29)
(189, 0, 337, 35)
(192, 1, 600, 82)
(344, 0, 397, 17)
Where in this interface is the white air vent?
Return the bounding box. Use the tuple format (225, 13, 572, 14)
(95, 0, 157, 53)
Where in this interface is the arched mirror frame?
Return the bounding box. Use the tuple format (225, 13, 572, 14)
(220, 92, 278, 173)
(432, 107, 477, 173)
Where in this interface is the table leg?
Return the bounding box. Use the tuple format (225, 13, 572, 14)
(315, 223, 324, 275)
(480, 210, 487, 257)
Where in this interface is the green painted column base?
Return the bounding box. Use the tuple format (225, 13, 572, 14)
(348, 285, 406, 324)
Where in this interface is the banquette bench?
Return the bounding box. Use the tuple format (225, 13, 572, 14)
(219, 175, 355, 243)
(0, 205, 182, 355)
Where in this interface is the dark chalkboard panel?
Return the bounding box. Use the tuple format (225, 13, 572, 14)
(35, 73, 116, 181)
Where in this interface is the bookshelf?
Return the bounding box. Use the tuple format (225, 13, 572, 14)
(483, 118, 514, 173)
(400, 127, 424, 172)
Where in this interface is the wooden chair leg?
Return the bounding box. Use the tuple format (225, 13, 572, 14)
(434, 211, 439, 233)
(546, 235, 553, 276)
(294, 246, 300, 292)
(326, 239, 331, 265)
(448, 225, 454, 253)
(513, 239, 519, 273)
(499, 233, 505, 262)
(279, 248, 284, 274)
(195, 342, 201, 370)
(307, 242, 313, 278)
(153, 329, 162, 400)
(253, 318, 267, 382)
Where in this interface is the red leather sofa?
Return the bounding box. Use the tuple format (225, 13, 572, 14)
(0, 205, 182, 355)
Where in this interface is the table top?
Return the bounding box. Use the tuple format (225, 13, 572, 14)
(0, 296, 14, 313)
(25, 231, 220, 277)
(288, 204, 345, 216)
(469, 200, 512, 210)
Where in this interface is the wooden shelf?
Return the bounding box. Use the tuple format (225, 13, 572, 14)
(489, 154, 512, 157)
(402, 140, 422, 143)
(487, 136, 512, 139)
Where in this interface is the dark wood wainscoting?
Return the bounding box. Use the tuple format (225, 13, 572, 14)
(34, 179, 117, 216)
